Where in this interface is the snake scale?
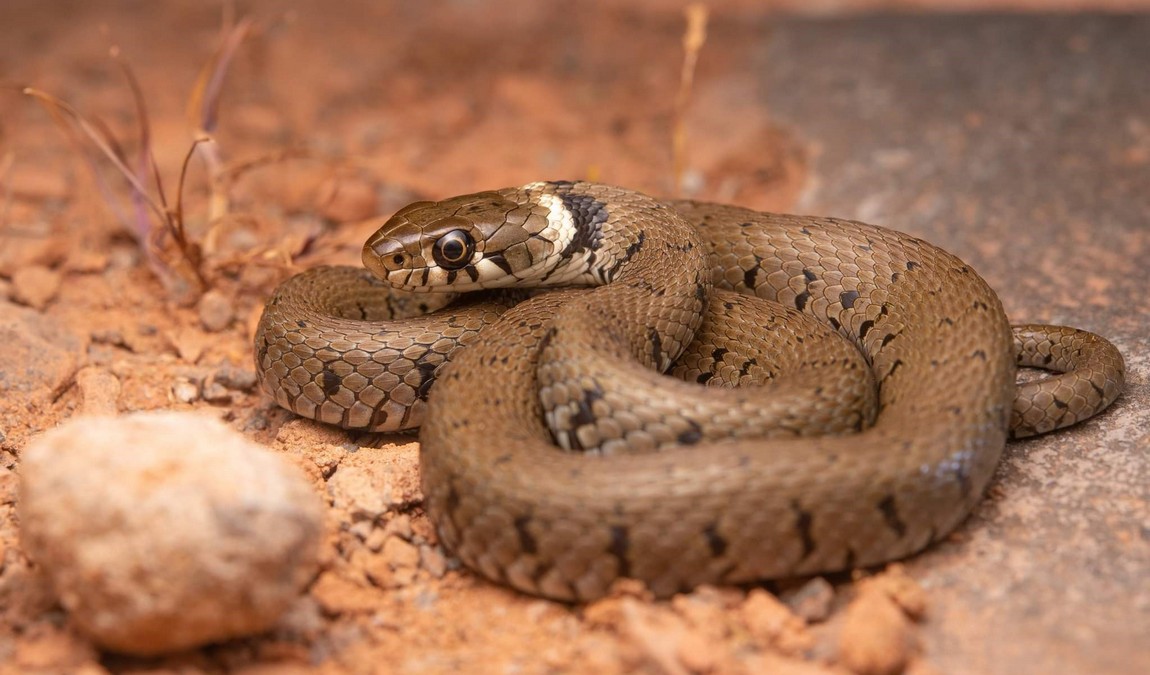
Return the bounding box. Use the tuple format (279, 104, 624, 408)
(255, 181, 1125, 601)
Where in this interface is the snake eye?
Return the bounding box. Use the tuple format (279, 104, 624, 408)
(431, 229, 475, 270)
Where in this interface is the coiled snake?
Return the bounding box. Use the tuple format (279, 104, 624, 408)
(255, 181, 1124, 601)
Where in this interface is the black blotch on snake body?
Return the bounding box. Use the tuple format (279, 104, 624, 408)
(572, 387, 605, 429)
(803, 268, 818, 283)
(795, 289, 811, 311)
(486, 251, 515, 276)
(791, 500, 816, 560)
(514, 516, 538, 555)
(841, 290, 860, 310)
(743, 266, 759, 289)
(859, 319, 875, 340)
(677, 420, 703, 446)
(539, 326, 558, 352)
(609, 525, 632, 578)
(557, 191, 608, 258)
(878, 495, 908, 538)
(1053, 397, 1069, 409)
(696, 372, 713, 384)
(906, 261, 921, 271)
(623, 230, 646, 261)
(882, 359, 905, 383)
(296, 319, 307, 328)
(711, 347, 729, 362)
(972, 349, 987, 361)
(738, 358, 758, 378)
(603, 231, 644, 282)
(649, 327, 663, 369)
(704, 523, 728, 557)
(415, 361, 439, 400)
(321, 368, 341, 397)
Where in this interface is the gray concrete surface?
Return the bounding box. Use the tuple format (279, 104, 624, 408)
(760, 15, 1149, 675)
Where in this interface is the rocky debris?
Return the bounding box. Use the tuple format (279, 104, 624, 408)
(18, 412, 324, 655)
(0, 301, 85, 409)
(10, 264, 62, 310)
(581, 581, 834, 674)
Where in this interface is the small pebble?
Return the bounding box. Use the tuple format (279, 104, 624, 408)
(201, 380, 233, 404)
(214, 365, 258, 391)
(18, 412, 324, 655)
(197, 289, 235, 332)
(419, 545, 448, 579)
(11, 265, 62, 310)
(75, 367, 121, 417)
(783, 576, 836, 622)
(171, 377, 201, 403)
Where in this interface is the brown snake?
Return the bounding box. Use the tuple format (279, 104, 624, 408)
(255, 181, 1125, 600)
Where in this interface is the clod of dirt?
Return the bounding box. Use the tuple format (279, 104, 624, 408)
(10, 264, 62, 310)
(837, 568, 925, 675)
(17, 412, 325, 656)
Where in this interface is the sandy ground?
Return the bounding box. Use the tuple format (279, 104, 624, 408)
(1, 2, 1147, 674)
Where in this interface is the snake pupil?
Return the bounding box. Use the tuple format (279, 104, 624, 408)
(432, 230, 475, 270)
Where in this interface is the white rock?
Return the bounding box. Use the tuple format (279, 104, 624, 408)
(18, 412, 324, 655)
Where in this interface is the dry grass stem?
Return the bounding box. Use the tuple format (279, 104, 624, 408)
(672, 3, 709, 196)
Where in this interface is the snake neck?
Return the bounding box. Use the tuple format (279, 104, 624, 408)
(525, 182, 712, 373)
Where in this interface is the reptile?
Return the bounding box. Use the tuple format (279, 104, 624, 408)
(255, 180, 1125, 601)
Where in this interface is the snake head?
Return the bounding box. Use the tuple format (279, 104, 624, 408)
(362, 186, 580, 292)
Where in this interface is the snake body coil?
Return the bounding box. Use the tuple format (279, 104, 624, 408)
(256, 181, 1124, 600)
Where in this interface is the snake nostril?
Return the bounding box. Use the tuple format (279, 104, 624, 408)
(392, 253, 405, 266)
